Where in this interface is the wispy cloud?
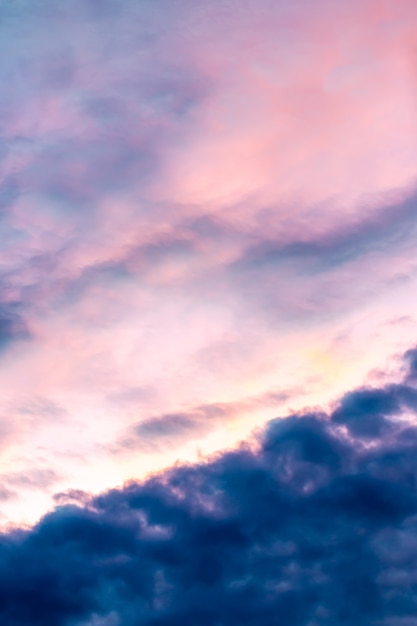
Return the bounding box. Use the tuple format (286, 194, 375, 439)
(0, 0, 416, 525)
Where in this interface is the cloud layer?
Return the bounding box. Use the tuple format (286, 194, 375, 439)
(0, 0, 416, 525)
(1, 350, 417, 625)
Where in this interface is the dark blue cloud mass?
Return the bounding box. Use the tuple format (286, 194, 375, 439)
(1, 350, 417, 626)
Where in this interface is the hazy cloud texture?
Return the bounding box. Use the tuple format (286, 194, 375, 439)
(0, 0, 416, 528)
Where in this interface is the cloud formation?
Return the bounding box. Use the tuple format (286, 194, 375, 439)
(0, 0, 416, 525)
(1, 349, 417, 625)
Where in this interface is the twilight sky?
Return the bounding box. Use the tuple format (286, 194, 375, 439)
(1, 0, 417, 624)
(1, 1, 417, 616)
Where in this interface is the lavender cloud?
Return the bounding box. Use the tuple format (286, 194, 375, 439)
(0, 0, 416, 527)
(0, 305, 30, 352)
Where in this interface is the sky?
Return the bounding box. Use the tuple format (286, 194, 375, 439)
(0, 0, 417, 623)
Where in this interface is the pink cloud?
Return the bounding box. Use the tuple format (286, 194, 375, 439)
(0, 0, 416, 526)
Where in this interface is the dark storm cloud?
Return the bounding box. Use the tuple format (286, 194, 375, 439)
(1, 349, 417, 625)
(331, 384, 417, 438)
